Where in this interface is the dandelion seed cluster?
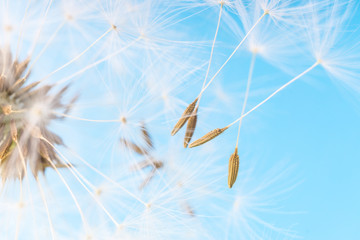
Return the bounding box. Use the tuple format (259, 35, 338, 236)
(0, 48, 73, 181)
(0, 0, 359, 239)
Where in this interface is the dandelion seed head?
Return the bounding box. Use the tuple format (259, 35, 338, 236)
(0, 48, 74, 181)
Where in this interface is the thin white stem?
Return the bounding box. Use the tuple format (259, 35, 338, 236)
(15, 0, 32, 59)
(53, 111, 122, 123)
(197, 3, 224, 105)
(235, 52, 256, 148)
(14, 180, 23, 240)
(25, 21, 66, 77)
(28, 0, 54, 56)
(65, 147, 147, 206)
(51, 36, 141, 86)
(14, 141, 28, 240)
(36, 178, 56, 240)
(40, 137, 120, 227)
(14, 141, 38, 240)
(39, 26, 114, 83)
(197, 12, 268, 99)
(37, 141, 89, 228)
(228, 61, 320, 128)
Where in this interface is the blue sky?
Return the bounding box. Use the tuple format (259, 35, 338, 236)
(178, 3, 360, 239)
(1, 1, 359, 239)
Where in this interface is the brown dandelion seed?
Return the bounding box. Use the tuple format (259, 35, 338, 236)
(9, 77, 26, 92)
(133, 157, 163, 190)
(188, 126, 229, 148)
(0, 135, 12, 161)
(14, 81, 40, 96)
(42, 162, 74, 170)
(171, 97, 198, 136)
(228, 147, 239, 188)
(139, 168, 157, 190)
(131, 157, 161, 171)
(182, 201, 195, 217)
(120, 139, 148, 155)
(14, 58, 30, 80)
(10, 120, 18, 141)
(184, 107, 198, 148)
(140, 122, 153, 149)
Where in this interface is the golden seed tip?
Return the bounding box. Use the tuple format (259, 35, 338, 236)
(65, 14, 73, 21)
(120, 116, 127, 124)
(4, 24, 13, 32)
(95, 188, 102, 196)
(18, 201, 25, 208)
(117, 223, 125, 230)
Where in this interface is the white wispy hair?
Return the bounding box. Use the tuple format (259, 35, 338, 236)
(256, 0, 331, 25)
(224, 159, 300, 240)
(223, 1, 305, 71)
(300, 0, 360, 92)
(2, 0, 358, 239)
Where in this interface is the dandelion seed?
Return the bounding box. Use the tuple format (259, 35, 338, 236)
(184, 107, 198, 148)
(140, 122, 153, 149)
(126, 124, 166, 189)
(2, 1, 356, 238)
(120, 138, 148, 155)
(228, 148, 239, 189)
(139, 163, 164, 190)
(228, 52, 256, 188)
(132, 157, 162, 171)
(188, 126, 229, 148)
(171, 97, 198, 136)
(41, 162, 74, 170)
(182, 201, 195, 217)
(183, 2, 224, 146)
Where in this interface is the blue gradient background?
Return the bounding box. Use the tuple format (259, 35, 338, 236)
(1, 1, 359, 239)
(180, 5, 360, 239)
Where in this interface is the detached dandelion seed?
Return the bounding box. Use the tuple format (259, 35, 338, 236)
(228, 148, 239, 189)
(171, 97, 198, 136)
(188, 126, 229, 148)
(182, 2, 225, 146)
(120, 138, 149, 156)
(140, 122, 153, 149)
(184, 107, 198, 148)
